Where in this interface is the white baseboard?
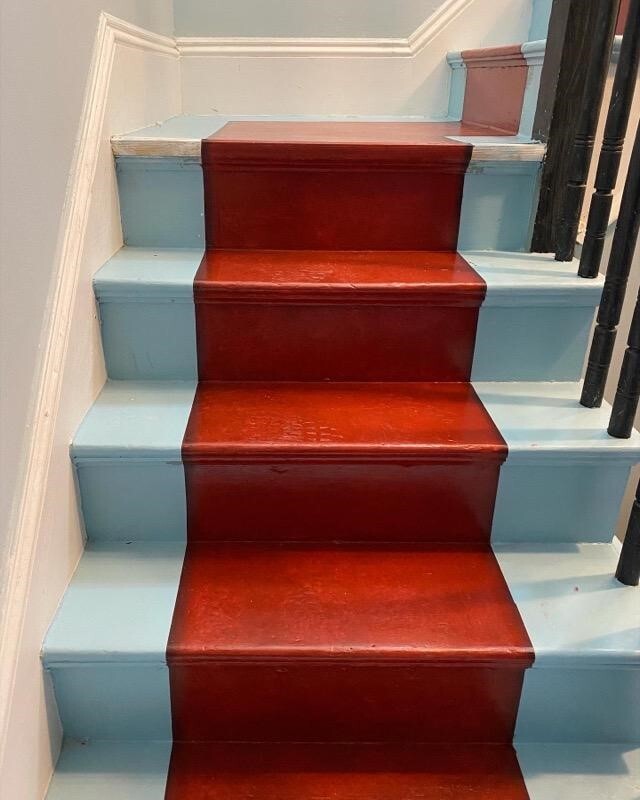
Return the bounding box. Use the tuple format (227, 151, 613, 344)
(0, 13, 179, 797)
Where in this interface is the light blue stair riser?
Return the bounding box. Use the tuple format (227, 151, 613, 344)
(46, 741, 172, 800)
(459, 161, 540, 252)
(491, 462, 633, 543)
(472, 305, 594, 382)
(98, 301, 197, 381)
(97, 297, 595, 384)
(75, 462, 187, 542)
(74, 457, 631, 545)
(47, 664, 172, 740)
(117, 158, 204, 248)
(516, 666, 640, 743)
(116, 156, 540, 252)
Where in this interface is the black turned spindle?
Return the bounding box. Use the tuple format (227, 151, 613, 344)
(609, 297, 640, 437)
(581, 116, 640, 408)
(616, 478, 640, 585)
(555, 0, 621, 261)
(580, 0, 640, 278)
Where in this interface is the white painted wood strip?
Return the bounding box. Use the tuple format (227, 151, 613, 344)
(112, 128, 546, 163)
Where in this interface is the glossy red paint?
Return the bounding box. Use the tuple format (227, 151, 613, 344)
(165, 742, 531, 799)
(461, 46, 528, 134)
(202, 122, 476, 250)
(167, 543, 533, 742)
(181, 382, 506, 542)
(194, 249, 486, 381)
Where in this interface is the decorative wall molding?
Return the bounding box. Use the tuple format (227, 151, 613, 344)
(177, 0, 476, 58)
(0, 11, 178, 773)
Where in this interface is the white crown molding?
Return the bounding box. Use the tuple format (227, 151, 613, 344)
(177, 0, 476, 58)
(0, 11, 177, 774)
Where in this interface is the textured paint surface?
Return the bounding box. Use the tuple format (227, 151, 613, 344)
(182, 382, 506, 542)
(195, 249, 484, 381)
(203, 122, 474, 250)
(165, 742, 530, 799)
(168, 544, 531, 742)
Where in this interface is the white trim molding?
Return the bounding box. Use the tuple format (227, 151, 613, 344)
(0, 10, 178, 780)
(177, 0, 476, 58)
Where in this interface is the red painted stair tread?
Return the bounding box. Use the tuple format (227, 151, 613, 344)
(202, 121, 476, 250)
(165, 742, 531, 799)
(195, 250, 485, 381)
(195, 249, 485, 301)
(182, 382, 506, 542)
(183, 381, 505, 461)
(167, 544, 532, 742)
(168, 543, 531, 663)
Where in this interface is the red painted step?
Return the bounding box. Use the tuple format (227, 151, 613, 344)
(182, 381, 506, 542)
(167, 543, 533, 743)
(202, 122, 474, 250)
(165, 742, 531, 799)
(194, 249, 485, 381)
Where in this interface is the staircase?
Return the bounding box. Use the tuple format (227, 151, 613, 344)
(44, 119, 640, 798)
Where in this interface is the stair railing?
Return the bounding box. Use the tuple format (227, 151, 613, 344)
(543, 1, 640, 584)
(554, 0, 621, 262)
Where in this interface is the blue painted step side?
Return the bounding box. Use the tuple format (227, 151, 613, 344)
(496, 542, 640, 743)
(94, 248, 202, 380)
(116, 156, 540, 252)
(44, 542, 184, 740)
(94, 248, 602, 383)
(43, 542, 639, 744)
(117, 157, 204, 248)
(46, 741, 172, 799)
(72, 381, 195, 541)
(466, 251, 602, 382)
(476, 382, 640, 543)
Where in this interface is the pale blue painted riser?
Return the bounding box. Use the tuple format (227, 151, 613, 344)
(116, 156, 541, 253)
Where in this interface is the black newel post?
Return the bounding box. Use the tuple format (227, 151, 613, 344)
(579, 0, 640, 278)
(555, 0, 620, 262)
(616, 479, 640, 585)
(581, 117, 640, 408)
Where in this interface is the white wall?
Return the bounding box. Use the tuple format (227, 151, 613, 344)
(180, 0, 533, 116)
(0, 6, 180, 796)
(174, 0, 447, 38)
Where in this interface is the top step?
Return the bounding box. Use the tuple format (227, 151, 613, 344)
(204, 121, 477, 250)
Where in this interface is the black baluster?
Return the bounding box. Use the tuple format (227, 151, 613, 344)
(580, 0, 640, 278)
(609, 295, 640, 437)
(581, 117, 640, 408)
(555, 0, 620, 261)
(616, 478, 640, 585)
